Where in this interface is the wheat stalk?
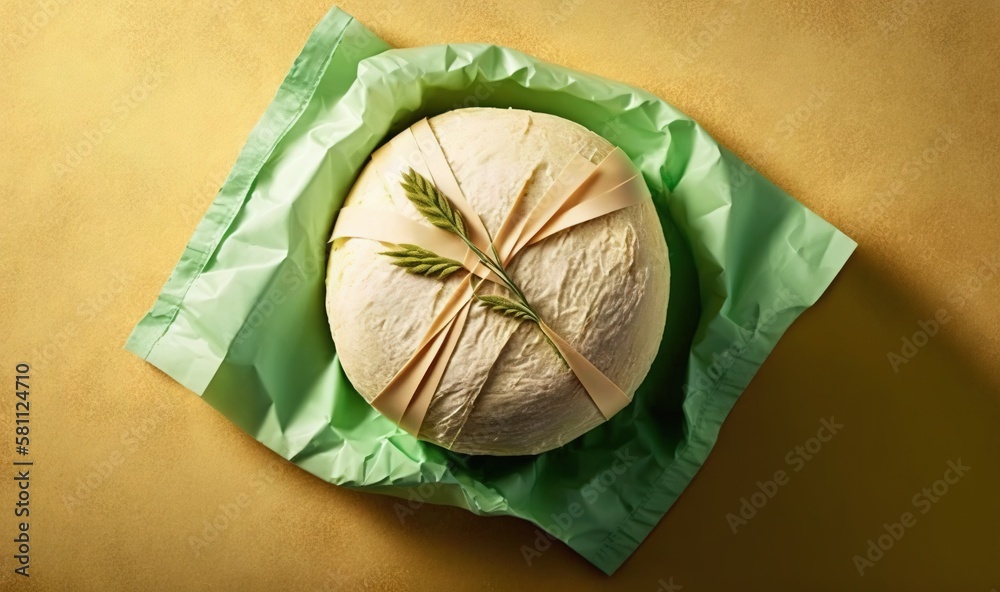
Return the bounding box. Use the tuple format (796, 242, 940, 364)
(400, 169, 467, 237)
(379, 244, 463, 279)
(382, 168, 567, 366)
(472, 292, 567, 366)
(474, 294, 536, 321)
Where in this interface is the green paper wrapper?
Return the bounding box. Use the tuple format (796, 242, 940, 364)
(126, 6, 856, 574)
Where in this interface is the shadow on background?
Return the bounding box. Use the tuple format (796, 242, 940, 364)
(627, 247, 1000, 590)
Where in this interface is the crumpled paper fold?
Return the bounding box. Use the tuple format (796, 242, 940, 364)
(125, 6, 856, 574)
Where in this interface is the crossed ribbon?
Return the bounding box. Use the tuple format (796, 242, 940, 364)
(331, 117, 650, 438)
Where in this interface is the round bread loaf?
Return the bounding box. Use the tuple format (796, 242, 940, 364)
(326, 108, 669, 455)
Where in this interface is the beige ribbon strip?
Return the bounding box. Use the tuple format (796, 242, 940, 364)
(510, 153, 596, 257)
(355, 275, 478, 434)
(332, 207, 467, 262)
(331, 118, 650, 437)
(410, 119, 493, 252)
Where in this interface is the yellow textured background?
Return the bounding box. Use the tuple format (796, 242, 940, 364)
(1, 0, 998, 590)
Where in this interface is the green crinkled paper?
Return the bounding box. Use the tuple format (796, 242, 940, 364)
(125, 6, 856, 574)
